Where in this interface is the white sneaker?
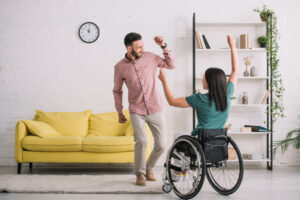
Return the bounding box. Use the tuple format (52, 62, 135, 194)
(171, 171, 183, 182)
(182, 170, 188, 181)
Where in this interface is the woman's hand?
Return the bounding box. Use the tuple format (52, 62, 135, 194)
(158, 69, 167, 83)
(227, 35, 236, 49)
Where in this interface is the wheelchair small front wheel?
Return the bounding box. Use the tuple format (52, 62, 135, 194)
(206, 137, 244, 195)
(162, 183, 172, 193)
(166, 136, 206, 199)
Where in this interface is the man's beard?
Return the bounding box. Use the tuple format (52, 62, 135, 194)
(131, 49, 142, 59)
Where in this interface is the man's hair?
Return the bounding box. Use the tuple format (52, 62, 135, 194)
(124, 32, 142, 47)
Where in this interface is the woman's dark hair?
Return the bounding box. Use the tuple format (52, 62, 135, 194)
(205, 68, 228, 111)
(124, 32, 142, 47)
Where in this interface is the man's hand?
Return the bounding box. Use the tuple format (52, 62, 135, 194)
(227, 35, 236, 49)
(154, 36, 165, 47)
(158, 69, 167, 83)
(118, 112, 127, 123)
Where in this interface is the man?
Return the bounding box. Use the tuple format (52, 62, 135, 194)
(113, 32, 175, 186)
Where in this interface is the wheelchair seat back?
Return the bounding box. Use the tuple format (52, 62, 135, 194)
(197, 129, 228, 163)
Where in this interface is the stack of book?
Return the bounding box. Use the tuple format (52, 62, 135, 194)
(240, 34, 250, 49)
(195, 31, 211, 49)
(244, 125, 268, 132)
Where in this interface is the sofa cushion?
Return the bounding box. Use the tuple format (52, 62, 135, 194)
(82, 134, 135, 153)
(89, 110, 131, 136)
(22, 136, 82, 152)
(22, 120, 62, 138)
(34, 109, 91, 137)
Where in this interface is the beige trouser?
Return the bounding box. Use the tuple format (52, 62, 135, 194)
(130, 111, 166, 175)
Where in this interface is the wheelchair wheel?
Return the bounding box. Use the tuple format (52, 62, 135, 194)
(206, 137, 244, 195)
(166, 136, 206, 199)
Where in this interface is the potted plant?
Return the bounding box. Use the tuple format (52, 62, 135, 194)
(258, 36, 268, 47)
(253, 5, 272, 22)
(273, 127, 300, 155)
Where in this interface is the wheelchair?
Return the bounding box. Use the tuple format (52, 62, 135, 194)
(162, 129, 244, 199)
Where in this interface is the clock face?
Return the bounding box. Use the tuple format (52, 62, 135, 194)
(79, 22, 100, 43)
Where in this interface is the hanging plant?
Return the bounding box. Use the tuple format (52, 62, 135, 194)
(254, 5, 285, 125)
(254, 5, 272, 22)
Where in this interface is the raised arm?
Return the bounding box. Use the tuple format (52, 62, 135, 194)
(227, 35, 238, 87)
(153, 36, 176, 70)
(158, 69, 190, 108)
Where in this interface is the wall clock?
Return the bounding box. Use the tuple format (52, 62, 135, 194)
(79, 22, 100, 43)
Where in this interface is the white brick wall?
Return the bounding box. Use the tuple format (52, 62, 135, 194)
(0, 0, 299, 166)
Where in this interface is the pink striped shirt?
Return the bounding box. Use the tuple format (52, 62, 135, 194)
(113, 48, 176, 115)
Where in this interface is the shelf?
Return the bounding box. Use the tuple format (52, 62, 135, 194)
(196, 22, 265, 27)
(237, 77, 270, 80)
(228, 132, 270, 135)
(228, 159, 271, 163)
(196, 48, 266, 52)
(231, 104, 269, 107)
(196, 76, 270, 80)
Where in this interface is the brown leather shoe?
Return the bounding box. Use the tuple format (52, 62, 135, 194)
(136, 173, 146, 186)
(145, 169, 157, 181)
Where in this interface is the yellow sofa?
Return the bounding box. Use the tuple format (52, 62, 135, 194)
(15, 110, 152, 174)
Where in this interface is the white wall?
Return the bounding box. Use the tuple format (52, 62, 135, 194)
(0, 0, 299, 166)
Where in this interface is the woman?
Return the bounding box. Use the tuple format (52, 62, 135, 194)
(158, 35, 238, 136)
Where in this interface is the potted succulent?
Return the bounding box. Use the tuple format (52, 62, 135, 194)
(258, 36, 268, 47)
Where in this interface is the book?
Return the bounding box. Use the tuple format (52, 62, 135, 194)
(240, 34, 247, 49)
(202, 34, 211, 49)
(195, 31, 203, 49)
(244, 125, 267, 132)
(260, 90, 270, 104)
(199, 32, 206, 49)
(247, 33, 250, 49)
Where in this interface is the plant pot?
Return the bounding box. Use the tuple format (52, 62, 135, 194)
(260, 15, 270, 22)
(259, 43, 267, 48)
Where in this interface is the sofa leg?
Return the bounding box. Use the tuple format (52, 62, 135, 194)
(29, 163, 33, 173)
(17, 163, 22, 174)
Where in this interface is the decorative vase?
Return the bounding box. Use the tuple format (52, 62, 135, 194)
(250, 66, 257, 76)
(242, 92, 248, 104)
(243, 66, 250, 77)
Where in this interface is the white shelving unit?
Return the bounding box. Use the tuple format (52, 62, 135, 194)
(192, 13, 272, 169)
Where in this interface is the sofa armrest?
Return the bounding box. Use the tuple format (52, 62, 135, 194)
(15, 120, 28, 163)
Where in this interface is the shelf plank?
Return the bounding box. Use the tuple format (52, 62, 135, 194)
(227, 159, 271, 162)
(231, 104, 270, 107)
(237, 77, 270, 80)
(196, 22, 265, 27)
(228, 132, 270, 135)
(196, 48, 266, 52)
(196, 77, 270, 80)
